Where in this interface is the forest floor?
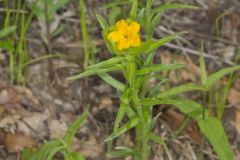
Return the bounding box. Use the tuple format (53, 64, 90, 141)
(0, 0, 240, 160)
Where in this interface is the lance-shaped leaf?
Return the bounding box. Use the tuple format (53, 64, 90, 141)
(129, 0, 138, 20)
(114, 88, 130, 132)
(149, 133, 168, 151)
(199, 42, 207, 84)
(141, 97, 207, 120)
(102, 0, 129, 9)
(105, 117, 139, 142)
(0, 26, 16, 38)
(204, 65, 240, 89)
(96, 14, 109, 30)
(107, 146, 134, 158)
(68, 65, 123, 80)
(137, 63, 184, 75)
(157, 83, 207, 99)
(198, 117, 234, 160)
(98, 73, 125, 92)
(87, 56, 124, 70)
(151, 3, 198, 16)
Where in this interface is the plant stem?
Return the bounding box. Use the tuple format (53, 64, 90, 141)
(126, 55, 149, 160)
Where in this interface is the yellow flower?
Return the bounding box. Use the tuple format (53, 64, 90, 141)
(107, 19, 141, 50)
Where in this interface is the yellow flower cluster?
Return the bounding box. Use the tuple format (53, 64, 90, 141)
(108, 19, 141, 50)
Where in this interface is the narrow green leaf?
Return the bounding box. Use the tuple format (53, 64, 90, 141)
(96, 14, 109, 30)
(68, 65, 123, 80)
(157, 83, 207, 99)
(114, 88, 130, 132)
(141, 97, 207, 120)
(149, 133, 167, 151)
(107, 146, 134, 158)
(198, 117, 233, 160)
(129, 0, 138, 20)
(151, 3, 198, 16)
(87, 57, 124, 70)
(146, 0, 155, 13)
(136, 8, 145, 22)
(205, 65, 240, 89)
(64, 110, 88, 147)
(0, 41, 14, 51)
(102, 0, 129, 9)
(98, 73, 125, 91)
(199, 42, 207, 84)
(137, 63, 184, 75)
(0, 26, 16, 38)
(125, 32, 186, 55)
(104, 117, 139, 142)
(148, 12, 164, 36)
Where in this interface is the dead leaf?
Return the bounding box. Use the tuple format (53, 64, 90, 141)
(235, 108, 240, 134)
(4, 133, 37, 153)
(228, 88, 240, 107)
(49, 120, 68, 139)
(162, 109, 201, 144)
(72, 134, 103, 158)
(160, 51, 201, 83)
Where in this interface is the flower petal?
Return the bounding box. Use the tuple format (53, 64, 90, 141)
(108, 31, 121, 42)
(116, 19, 128, 31)
(128, 21, 140, 34)
(117, 38, 130, 50)
(129, 35, 141, 47)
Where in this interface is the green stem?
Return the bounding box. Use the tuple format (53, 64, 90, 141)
(126, 55, 149, 160)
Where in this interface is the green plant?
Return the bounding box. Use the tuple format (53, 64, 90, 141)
(27, 0, 68, 46)
(0, 0, 38, 85)
(79, 0, 97, 69)
(69, 1, 238, 160)
(22, 109, 88, 160)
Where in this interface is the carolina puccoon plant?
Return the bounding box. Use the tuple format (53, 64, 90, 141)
(69, 1, 239, 160)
